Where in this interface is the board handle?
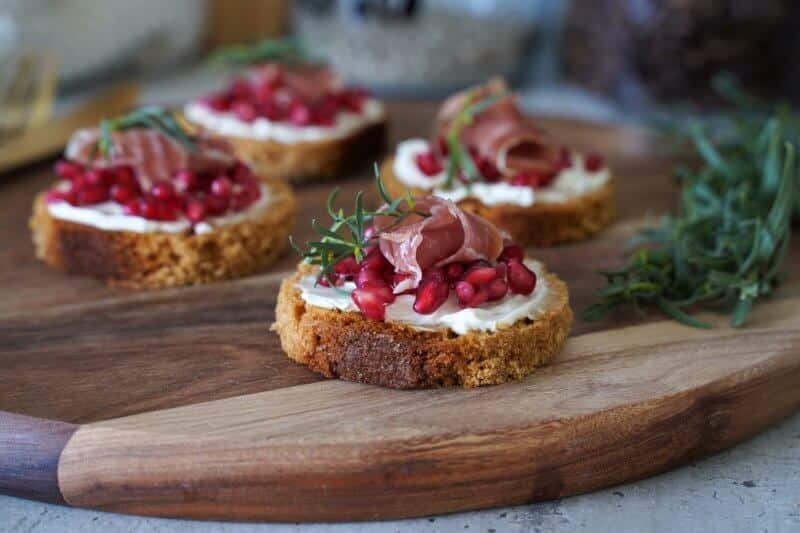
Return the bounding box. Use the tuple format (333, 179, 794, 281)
(0, 411, 77, 503)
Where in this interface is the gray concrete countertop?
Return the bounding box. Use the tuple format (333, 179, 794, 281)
(2, 412, 798, 533)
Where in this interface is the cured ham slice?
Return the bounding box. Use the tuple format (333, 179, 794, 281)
(65, 128, 235, 188)
(248, 62, 343, 104)
(376, 197, 504, 292)
(435, 78, 558, 176)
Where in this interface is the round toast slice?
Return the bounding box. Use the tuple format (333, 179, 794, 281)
(273, 262, 573, 389)
(381, 156, 615, 246)
(30, 179, 296, 289)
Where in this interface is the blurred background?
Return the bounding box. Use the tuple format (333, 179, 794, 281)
(1, 0, 798, 125)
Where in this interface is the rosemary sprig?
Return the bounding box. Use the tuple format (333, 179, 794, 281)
(210, 37, 312, 67)
(443, 89, 509, 189)
(585, 77, 799, 328)
(96, 106, 196, 160)
(290, 164, 426, 284)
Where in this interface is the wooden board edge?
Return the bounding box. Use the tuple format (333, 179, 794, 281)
(55, 348, 800, 522)
(0, 411, 77, 503)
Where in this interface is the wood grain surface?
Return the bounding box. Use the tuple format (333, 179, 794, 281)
(0, 102, 798, 521)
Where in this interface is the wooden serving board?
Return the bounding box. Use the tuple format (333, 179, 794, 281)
(1, 102, 799, 522)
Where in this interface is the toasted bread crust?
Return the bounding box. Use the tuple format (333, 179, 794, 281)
(30, 180, 296, 289)
(381, 157, 615, 246)
(191, 119, 387, 184)
(273, 263, 573, 389)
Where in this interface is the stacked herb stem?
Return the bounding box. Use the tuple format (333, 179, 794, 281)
(585, 76, 798, 328)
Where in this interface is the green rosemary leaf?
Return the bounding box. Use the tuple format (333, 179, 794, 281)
(585, 76, 798, 328)
(210, 37, 310, 67)
(95, 107, 196, 159)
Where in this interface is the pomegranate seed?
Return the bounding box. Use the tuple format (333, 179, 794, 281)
(185, 200, 207, 223)
(510, 173, 531, 187)
(110, 184, 137, 204)
(507, 259, 537, 295)
(391, 271, 414, 292)
(487, 278, 509, 301)
(465, 286, 489, 308)
(205, 94, 231, 111)
(437, 136, 449, 157)
(559, 147, 572, 169)
(446, 262, 465, 282)
(338, 89, 366, 113)
(288, 101, 312, 126)
(123, 200, 141, 216)
(415, 150, 443, 176)
(360, 248, 391, 271)
(45, 190, 69, 204)
(157, 202, 178, 221)
(260, 100, 283, 121)
(495, 262, 507, 280)
(174, 169, 198, 190)
(455, 281, 475, 305)
(84, 169, 107, 187)
(361, 281, 395, 303)
(210, 176, 233, 197)
(55, 160, 82, 180)
(76, 184, 108, 205)
(334, 256, 360, 277)
(229, 78, 252, 98)
(413, 268, 450, 314)
(352, 287, 390, 320)
(318, 275, 332, 287)
(499, 243, 524, 263)
(205, 195, 229, 215)
(585, 153, 604, 172)
(233, 101, 258, 123)
(478, 158, 501, 182)
(151, 181, 175, 200)
(140, 197, 160, 220)
(231, 162, 253, 182)
(512, 171, 552, 188)
(254, 82, 274, 103)
(464, 265, 498, 287)
(356, 267, 385, 289)
(230, 192, 250, 211)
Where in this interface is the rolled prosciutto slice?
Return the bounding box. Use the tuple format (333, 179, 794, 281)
(65, 128, 235, 189)
(435, 79, 558, 176)
(247, 62, 343, 104)
(376, 197, 504, 292)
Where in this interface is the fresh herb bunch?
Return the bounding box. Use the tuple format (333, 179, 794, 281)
(210, 37, 311, 67)
(290, 165, 427, 284)
(584, 77, 798, 328)
(443, 90, 509, 189)
(97, 107, 195, 159)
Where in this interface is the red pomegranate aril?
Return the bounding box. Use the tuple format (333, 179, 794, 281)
(254, 82, 274, 103)
(487, 278, 509, 301)
(360, 248, 391, 271)
(157, 202, 178, 221)
(211, 176, 233, 197)
(415, 150, 443, 176)
(478, 159, 501, 182)
(45, 189, 70, 204)
(151, 181, 175, 200)
(113, 166, 138, 188)
(260, 100, 283, 121)
(231, 162, 253, 182)
(360, 281, 395, 304)
(413, 268, 450, 314)
(437, 136, 449, 157)
(230, 192, 250, 211)
(55, 160, 82, 180)
(510, 173, 531, 187)
(464, 265, 498, 287)
(507, 259, 537, 295)
(110, 184, 137, 204)
(495, 262, 507, 280)
(229, 78, 251, 98)
(288, 101, 312, 126)
(84, 169, 107, 187)
(140, 197, 160, 220)
(205, 195, 229, 215)
(352, 287, 388, 320)
(356, 267, 385, 289)
(465, 286, 489, 308)
(233, 101, 258, 123)
(455, 280, 476, 305)
(76, 184, 109, 205)
(499, 243, 524, 262)
(205, 94, 232, 112)
(391, 271, 414, 291)
(123, 200, 141, 216)
(334, 256, 360, 276)
(585, 153, 604, 172)
(185, 200, 207, 223)
(446, 262, 465, 282)
(174, 169, 198, 191)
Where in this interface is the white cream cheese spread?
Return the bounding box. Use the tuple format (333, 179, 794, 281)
(47, 183, 274, 235)
(297, 259, 551, 335)
(184, 99, 385, 144)
(392, 139, 610, 207)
